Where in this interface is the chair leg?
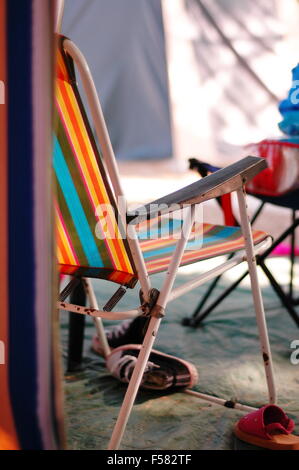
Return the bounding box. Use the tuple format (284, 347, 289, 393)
(257, 214, 299, 319)
(189, 270, 249, 327)
(237, 187, 276, 404)
(83, 278, 111, 358)
(289, 210, 296, 299)
(67, 279, 86, 372)
(108, 315, 162, 450)
(182, 274, 222, 325)
(259, 259, 299, 327)
(108, 206, 196, 450)
(67, 278, 128, 372)
(184, 201, 266, 326)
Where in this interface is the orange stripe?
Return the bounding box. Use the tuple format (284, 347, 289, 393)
(139, 223, 215, 250)
(56, 216, 71, 264)
(59, 265, 78, 276)
(56, 51, 68, 82)
(107, 271, 134, 285)
(56, 245, 64, 264)
(144, 228, 267, 274)
(57, 264, 135, 285)
(0, 1, 20, 450)
(56, 225, 72, 265)
(55, 204, 78, 265)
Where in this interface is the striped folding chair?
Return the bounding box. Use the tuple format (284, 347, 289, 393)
(55, 35, 277, 450)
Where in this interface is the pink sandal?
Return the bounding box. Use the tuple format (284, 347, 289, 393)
(234, 405, 299, 450)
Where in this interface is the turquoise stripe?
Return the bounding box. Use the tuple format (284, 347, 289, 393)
(138, 218, 183, 240)
(196, 226, 239, 246)
(142, 225, 240, 259)
(142, 243, 183, 259)
(53, 136, 103, 267)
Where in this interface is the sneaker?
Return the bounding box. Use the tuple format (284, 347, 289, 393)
(92, 316, 148, 356)
(106, 344, 199, 391)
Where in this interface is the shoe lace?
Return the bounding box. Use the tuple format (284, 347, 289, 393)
(106, 320, 132, 341)
(111, 354, 160, 383)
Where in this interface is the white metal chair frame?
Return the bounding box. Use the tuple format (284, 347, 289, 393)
(57, 38, 276, 450)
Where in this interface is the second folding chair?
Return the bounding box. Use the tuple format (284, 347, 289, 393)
(185, 152, 299, 328)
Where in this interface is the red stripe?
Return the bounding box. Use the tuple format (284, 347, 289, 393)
(144, 228, 267, 274)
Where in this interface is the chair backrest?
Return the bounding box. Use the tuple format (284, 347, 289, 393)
(54, 36, 137, 287)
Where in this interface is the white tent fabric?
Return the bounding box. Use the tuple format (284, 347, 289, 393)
(62, 0, 172, 161)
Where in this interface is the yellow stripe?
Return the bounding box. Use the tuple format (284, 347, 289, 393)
(56, 212, 77, 265)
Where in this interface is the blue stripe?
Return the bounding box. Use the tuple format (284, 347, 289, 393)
(143, 244, 180, 259)
(7, 0, 43, 449)
(138, 218, 183, 240)
(142, 225, 240, 259)
(197, 226, 239, 246)
(53, 136, 103, 267)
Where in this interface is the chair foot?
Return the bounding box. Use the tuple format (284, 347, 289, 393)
(181, 317, 192, 326)
(182, 316, 204, 328)
(66, 359, 85, 373)
(67, 280, 86, 372)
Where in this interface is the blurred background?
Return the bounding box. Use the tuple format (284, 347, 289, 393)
(62, 0, 299, 238)
(62, 0, 299, 159)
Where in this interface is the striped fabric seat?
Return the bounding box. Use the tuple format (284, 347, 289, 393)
(54, 36, 267, 287)
(54, 38, 137, 287)
(137, 218, 267, 275)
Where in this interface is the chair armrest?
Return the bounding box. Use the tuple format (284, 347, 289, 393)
(127, 156, 267, 224)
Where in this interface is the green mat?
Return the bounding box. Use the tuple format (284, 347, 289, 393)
(61, 270, 299, 450)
